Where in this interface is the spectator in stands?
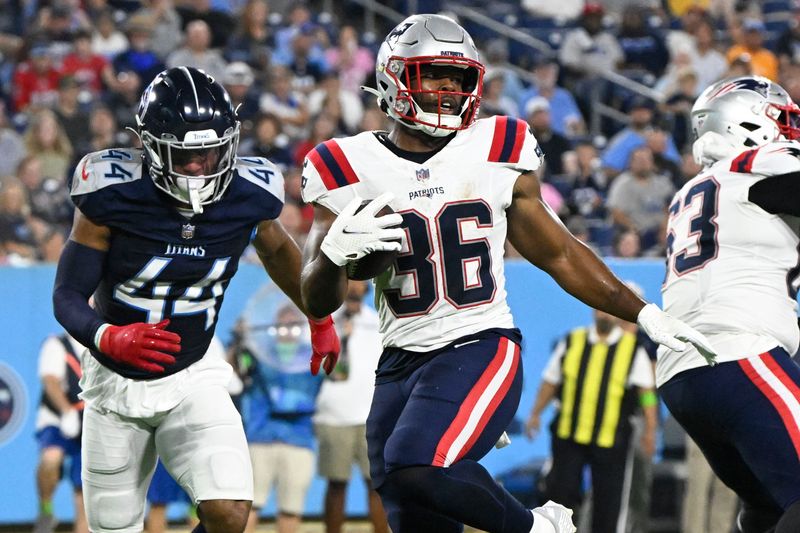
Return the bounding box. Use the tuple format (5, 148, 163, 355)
(562, 138, 608, 224)
(33, 331, 87, 533)
(237, 296, 323, 533)
(222, 61, 261, 137)
(282, 22, 330, 94)
(85, 104, 134, 154)
(273, 2, 319, 66)
(481, 38, 526, 107)
(259, 65, 309, 142)
(524, 96, 573, 179)
(0, 99, 26, 177)
(480, 69, 518, 118)
(90, 9, 128, 60)
(314, 280, 388, 533)
(617, 5, 670, 78)
(601, 97, 681, 177)
(12, 42, 60, 112)
(307, 72, 363, 135)
(606, 146, 675, 252)
(175, 0, 235, 50)
(646, 126, 683, 186)
(612, 229, 642, 259)
(665, 5, 706, 61)
(724, 52, 754, 78)
(224, 0, 273, 81)
(325, 25, 374, 95)
(518, 55, 586, 138)
(726, 18, 778, 81)
(167, 20, 228, 82)
(61, 29, 116, 98)
(691, 18, 728, 95)
(17, 155, 73, 236)
(777, 6, 800, 68)
(521, 0, 583, 20)
(112, 16, 165, 92)
(0, 175, 43, 263)
(23, 108, 73, 183)
(238, 113, 295, 172)
(29, 1, 89, 63)
(131, 0, 184, 61)
(103, 69, 142, 131)
(660, 67, 697, 152)
(559, 3, 623, 79)
(293, 113, 339, 168)
(53, 75, 91, 163)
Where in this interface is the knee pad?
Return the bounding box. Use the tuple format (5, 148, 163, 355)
(188, 446, 253, 500)
(85, 490, 143, 533)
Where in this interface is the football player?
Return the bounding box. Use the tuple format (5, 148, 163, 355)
(52, 67, 340, 533)
(299, 14, 715, 533)
(659, 76, 800, 533)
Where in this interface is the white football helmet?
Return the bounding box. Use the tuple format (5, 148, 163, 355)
(370, 14, 485, 137)
(691, 76, 800, 152)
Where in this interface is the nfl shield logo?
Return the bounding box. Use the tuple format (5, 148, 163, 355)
(415, 168, 430, 182)
(181, 223, 195, 240)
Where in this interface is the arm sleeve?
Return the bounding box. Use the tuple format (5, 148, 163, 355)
(748, 172, 800, 216)
(52, 240, 108, 349)
(541, 339, 566, 384)
(628, 347, 656, 388)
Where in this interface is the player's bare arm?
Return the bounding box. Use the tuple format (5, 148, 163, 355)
(507, 171, 645, 323)
(252, 218, 312, 317)
(300, 204, 349, 318)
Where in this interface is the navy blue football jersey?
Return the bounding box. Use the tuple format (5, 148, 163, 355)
(71, 148, 284, 379)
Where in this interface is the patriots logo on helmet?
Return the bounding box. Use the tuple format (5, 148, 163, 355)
(709, 78, 769, 100)
(386, 22, 414, 49)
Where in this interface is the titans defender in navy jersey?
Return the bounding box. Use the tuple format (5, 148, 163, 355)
(52, 67, 340, 533)
(300, 14, 715, 533)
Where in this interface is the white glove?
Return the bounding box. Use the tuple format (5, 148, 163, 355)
(531, 500, 576, 533)
(637, 303, 717, 365)
(59, 408, 81, 439)
(321, 193, 404, 267)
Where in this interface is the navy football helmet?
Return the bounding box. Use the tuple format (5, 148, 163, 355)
(136, 67, 240, 214)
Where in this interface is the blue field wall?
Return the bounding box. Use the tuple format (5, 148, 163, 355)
(0, 259, 666, 523)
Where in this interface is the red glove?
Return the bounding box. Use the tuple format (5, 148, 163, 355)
(308, 316, 341, 376)
(97, 320, 181, 373)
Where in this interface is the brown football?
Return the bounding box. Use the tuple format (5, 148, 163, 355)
(345, 200, 402, 281)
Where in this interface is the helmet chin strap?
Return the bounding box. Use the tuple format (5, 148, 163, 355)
(187, 180, 205, 215)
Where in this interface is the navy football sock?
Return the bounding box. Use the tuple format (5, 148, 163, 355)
(382, 461, 533, 533)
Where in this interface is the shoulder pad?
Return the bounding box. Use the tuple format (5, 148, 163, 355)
(70, 149, 144, 196)
(235, 156, 285, 203)
(301, 138, 360, 205)
(736, 141, 800, 176)
(483, 116, 542, 172)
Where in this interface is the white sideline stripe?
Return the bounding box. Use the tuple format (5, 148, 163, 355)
(750, 356, 800, 435)
(443, 340, 516, 467)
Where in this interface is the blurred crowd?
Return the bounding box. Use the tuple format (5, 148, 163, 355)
(0, 0, 799, 265)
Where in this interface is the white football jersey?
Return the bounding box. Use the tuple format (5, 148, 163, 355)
(658, 140, 800, 385)
(302, 116, 542, 351)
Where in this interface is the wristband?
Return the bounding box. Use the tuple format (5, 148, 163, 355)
(639, 390, 658, 408)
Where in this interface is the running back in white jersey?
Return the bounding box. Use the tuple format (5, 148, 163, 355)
(658, 140, 800, 385)
(301, 116, 542, 351)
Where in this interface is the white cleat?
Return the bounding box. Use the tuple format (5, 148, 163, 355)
(530, 500, 577, 533)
